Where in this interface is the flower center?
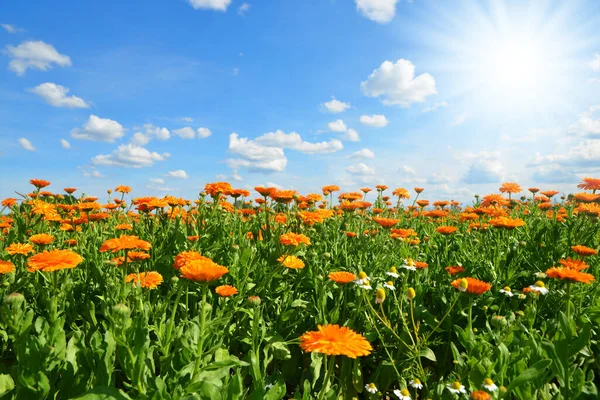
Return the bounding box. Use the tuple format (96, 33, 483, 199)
(452, 381, 462, 390)
(535, 281, 545, 288)
(484, 378, 494, 386)
(358, 271, 367, 279)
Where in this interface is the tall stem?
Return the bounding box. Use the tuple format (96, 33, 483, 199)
(318, 355, 336, 400)
(193, 284, 208, 380)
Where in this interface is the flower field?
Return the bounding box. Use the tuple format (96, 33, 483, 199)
(1, 179, 600, 400)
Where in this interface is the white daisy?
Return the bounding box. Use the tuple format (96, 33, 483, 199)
(384, 281, 396, 290)
(528, 281, 548, 295)
(401, 259, 417, 271)
(365, 383, 378, 394)
(386, 266, 400, 278)
(409, 379, 423, 389)
(447, 381, 466, 394)
(354, 271, 370, 285)
(394, 388, 411, 400)
(499, 286, 514, 297)
(483, 378, 498, 392)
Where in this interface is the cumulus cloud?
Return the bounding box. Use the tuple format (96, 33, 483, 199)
(5, 40, 71, 76)
(238, 2, 251, 15)
(80, 166, 103, 178)
(399, 165, 416, 175)
(532, 166, 578, 184)
(60, 139, 71, 149)
(346, 162, 376, 176)
(428, 172, 452, 184)
(360, 114, 389, 127)
(131, 132, 150, 146)
(355, 0, 398, 24)
(19, 137, 35, 151)
(173, 127, 196, 139)
(322, 97, 350, 113)
(451, 113, 469, 127)
(361, 59, 437, 107)
(343, 128, 360, 142)
(422, 101, 448, 113)
(462, 158, 506, 184)
(166, 170, 189, 179)
(590, 53, 600, 71)
(256, 130, 343, 154)
(530, 139, 600, 169)
(227, 133, 287, 172)
(92, 144, 170, 168)
(348, 148, 375, 159)
(188, 0, 231, 11)
(197, 127, 212, 138)
(71, 115, 125, 142)
(30, 83, 89, 108)
(568, 106, 600, 137)
(144, 124, 170, 141)
(328, 119, 347, 132)
(1, 24, 25, 33)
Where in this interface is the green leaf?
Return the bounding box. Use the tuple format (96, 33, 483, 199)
(71, 386, 133, 400)
(506, 359, 552, 393)
(420, 347, 437, 362)
(264, 380, 286, 400)
(569, 324, 591, 357)
(352, 358, 363, 393)
(0, 374, 15, 396)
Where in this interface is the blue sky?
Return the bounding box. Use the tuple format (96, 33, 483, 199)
(1, 0, 600, 202)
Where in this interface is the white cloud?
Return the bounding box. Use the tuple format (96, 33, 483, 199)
(428, 172, 452, 184)
(328, 119, 347, 132)
(233, 67, 239, 76)
(361, 59, 437, 107)
(532, 166, 578, 183)
(589, 78, 600, 84)
(1, 24, 25, 33)
(149, 178, 165, 184)
(18, 137, 35, 151)
(355, 0, 398, 24)
(228, 133, 287, 172)
(131, 132, 150, 146)
(348, 148, 375, 159)
(343, 128, 360, 142)
(399, 165, 416, 175)
(422, 101, 448, 113)
(451, 113, 469, 127)
(238, 2, 251, 15)
(92, 144, 170, 168)
(80, 166, 103, 178)
(143, 124, 170, 141)
(71, 115, 125, 142)
(322, 97, 350, 113)
(590, 53, 600, 71)
(360, 114, 389, 127)
(530, 139, 600, 169)
(181, 117, 194, 122)
(188, 0, 231, 11)
(568, 106, 600, 137)
(197, 127, 212, 138)
(173, 127, 196, 139)
(346, 162, 376, 176)
(146, 179, 176, 192)
(462, 158, 506, 184)
(166, 170, 189, 179)
(30, 83, 89, 108)
(5, 40, 71, 76)
(60, 139, 71, 149)
(256, 130, 343, 154)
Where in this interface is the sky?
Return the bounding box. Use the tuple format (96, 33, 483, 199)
(1, 0, 600, 203)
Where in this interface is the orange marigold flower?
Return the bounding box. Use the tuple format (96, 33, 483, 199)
(559, 258, 589, 271)
(215, 285, 238, 297)
(115, 223, 133, 231)
(392, 188, 410, 199)
(277, 255, 305, 269)
(436, 226, 458, 235)
(30, 179, 50, 188)
(489, 217, 526, 229)
(414, 187, 424, 193)
(545, 267, 595, 284)
(188, 235, 200, 242)
(451, 277, 492, 295)
(173, 251, 210, 270)
(540, 190, 559, 198)
(375, 185, 388, 191)
(446, 265, 465, 275)
(255, 186, 277, 197)
(481, 194, 509, 207)
(573, 192, 600, 203)
(125, 271, 163, 289)
(328, 271, 357, 284)
(414, 261, 428, 269)
(572, 245, 598, 257)
(29, 233, 55, 245)
(299, 324, 372, 358)
(360, 187, 371, 193)
(180, 258, 229, 282)
(99, 235, 152, 253)
(280, 233, 311, 246)
(372, 217, 400, 228)
(322, 185, 340, 195)
(64, 188, 77, 194)
(577, 177, 600, 191)
(1, 198, 17, 208)
(471, 391, 492, 400)
(271, 189, 297, 203)
(115, 185, 132, 194)
(64, 239, 77, 246)
(5, 243, 34, 255)
(0, 260, 15, 274)
(205, 182, 233, 197)
(345, 231, 357, 238)
(416, 199, 430, 207)
(499, 182, 522, 194)
(27, 249, 83, 272)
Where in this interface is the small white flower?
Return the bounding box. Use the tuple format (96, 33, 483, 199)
(447, 381, 466, 394)
(354, 272, 370, 285)
(535, 272, 547, 278)
(401, 259, 417, 271)
(360, 283, 372, 290)
(409, 379, 423, 389)
(365, 383, 378, 394)
(499, 286, 514, 297)
(483, 378, 498, 392)
(529, 281, 549, 295)
(384, 281, 396, 290)
(394, 388, 411, 400)
(386, 267, 400, 278)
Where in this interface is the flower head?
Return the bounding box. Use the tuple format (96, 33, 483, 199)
(5, 243, 34, 256)
(451, 277, 491, 295)
(29, 234, 54, 246)
(572, 245, 598, 257)
(0, 260, 15, 274)
(446, 265, 465, 275)
(277, 255, 305, 269)
(384, 281, 395, 290)
(215, 285, 238, 297)
(99, 235, 151, 253)
(180, 258, 229, 282)
(409, 379, 423, 389)
(447, 381, 466, 394)
(528, 280, 549, 295)
(401, 258, 417, 271)
(27, 249, 83, 272)
(558, 258, 589, 271)
(375, 288, 386, 304)
(365, 383, 378, 394)
(471, 391, 491, 400)
(125, 271, 163, 289)
(545, 267, 595, 284)
(299, 324, 372, 358)
(394, 388, 411, 400)
(436, 226, 458, 235)
(328, 271, 357, 284)
(499, 286, 513, 297)
(279, 233, 311, 247)
(386, 266, 399, 278)
(483, 378, 498, 392)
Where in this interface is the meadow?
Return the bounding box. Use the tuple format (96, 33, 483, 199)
(0, 178, 599, 399)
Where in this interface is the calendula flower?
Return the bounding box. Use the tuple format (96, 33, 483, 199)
(277, 255, 305, 269)
(328, 271, 357, 284)
(394, 388, 411, 400)
(436, 226, 458, 235)
(571, 245, 598, 257)
(545, 267, 595, 284)
(125, 271, 163, 289)
(215, 285, 238, 297)
(446, 265, 465, 275)
(279, 233, 311, 247)
(451, 277, 491, 295)
(471, 391, 491, 400)
(365, 383, 378, 394)
(299, 324, 372, 358)
(30, 179, 50, 188)
(5, 243, 34, 256)
(447, 381, 466, 394)
(99, 235, 151, 253)
(29, 234, 54, 246)
(482, 378, 498, 392)
(558, 258, 589, 271)
(384, 281, 395, 290)
(0, 260, 15, 274)
(386, 266, 399, 278)
(499, 286, 514, 297)
(401, 258, 417, 271)
(27, 249, 83, 272)
(180, 258, 229, 282)
(528, 281, 548, 295)
(409, 379, 423, 389)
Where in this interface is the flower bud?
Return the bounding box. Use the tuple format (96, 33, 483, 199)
(113, 303, 130, 319)
(248, 295, 261, 306)
(375, 288, 386, 304)
(171, 276, 179, 284)
(4, 292, 25, 307)
(407, 287, 416, 300)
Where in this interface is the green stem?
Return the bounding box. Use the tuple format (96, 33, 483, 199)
(193, 284, 208, 380)
(318, 355, 336, 400)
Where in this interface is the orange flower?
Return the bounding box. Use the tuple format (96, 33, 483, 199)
(375, 185, 388, 191)
(65, 239, 77, 246)
(445, 266, 465, 275)
(280, 233, 311, 246)
(471, 391, 491, 400)
(64, 188, 77, 194)
(115, 223, 133, 231)
(99, 235, 151, 253)
(436, 226, 458, 235)
(180, 258, 229, 282)
(540, 190, 559, 198)
(299, 324, 372, 358)
(125, 271, 163, 289)
(360, 187, 372, 193)
(0, 260, 15, 274)
(545, 267, 595, 284)
(528, 187, 540, 193)
(271, 189, 297, 203)
(29, 233, 55, 245)
(489, 217, 526, 229)
(416, 199, 430, 207)
(322, 185, 340, 195)
(573, 193, 600, 203)
(328, 271, 357, 284)
(499, 182, 522, 194)
(345, 231, 357, 238)
(414, 187, 424, 193)
(451, 277, 492, 295)
(5, 243, 34, 255)
(392, 188, 410, 199)
(372, 217, 399, 229)
(255, 186, 277, 197)
(577, 177, 600, 191)
(277, 255, 305, 269)
(188, 235, 200, 242)
(30, 179, 50, 188)
(572, 245, 598, 257)
(115, 185, 132, 194)
(414, 261, 428, 269)
(215, 285, 238, 297)
(1, 198, 17, 208)
(27, 249, 83, 272)
(173, 251, 211, 270)
(559, 258, 589, 271)
(481, 194, 509, 207)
